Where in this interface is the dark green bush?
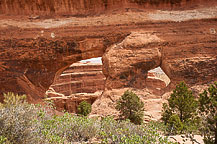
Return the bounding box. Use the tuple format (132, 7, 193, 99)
(167, 114, 184, 134)
(161, 82, 199, 134)
(198, 82, 217, 144)
(116, 90, 144, 125)
(77, 101, 92, 116)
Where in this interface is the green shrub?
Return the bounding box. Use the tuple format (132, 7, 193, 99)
(0, 135, 7, 144)
(0, 92, 176, 144)
(167, 114, 183, 134)
(99, 117, 175, 144)
(0, 93, 39, 144)
(0, 103, 41, 144)
(77, 101, 92, 116)
(198, 82, 217, 144)
(161, 82, 199, 134)
(116, 90, 144, 125)
(0, 92, 26, 108)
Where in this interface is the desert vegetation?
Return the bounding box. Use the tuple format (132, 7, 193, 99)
(0, 82, 216, 144)
(161, 82, 199, 134)
(116, 90, 145, 125)
(0, 92, 174, 144)
(77, 101, 92, 116)
(161, 82, 217, 144)
(198, 83, 217, 144)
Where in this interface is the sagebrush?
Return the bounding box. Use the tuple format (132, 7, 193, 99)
(0, 93, 175, 144)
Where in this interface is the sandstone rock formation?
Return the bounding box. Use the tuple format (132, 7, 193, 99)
(102, 30, 217, 91)
(92, 72, 169, 120)
(102, 31, 162, 89)
(50, 62, 105, 96)
(1, 0, 216, 16)
(0, 29, 126, 102)
(46, 91, 101, 113)
(0, 0, 217, 120)
(45, 61, 165, 113)
(93, 28, 217, 119)
(45, 61, 105, 112)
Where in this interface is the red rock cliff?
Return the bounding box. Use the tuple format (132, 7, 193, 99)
(0, 0, 216, 16)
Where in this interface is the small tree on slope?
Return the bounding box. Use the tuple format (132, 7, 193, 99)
(116, 90, 144, 125)
(198, 82, 217, 144)
(161, 82, 199, 134)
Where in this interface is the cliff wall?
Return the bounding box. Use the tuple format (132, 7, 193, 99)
(0, 0, 216, 16)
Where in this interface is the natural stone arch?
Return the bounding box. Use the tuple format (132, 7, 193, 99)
(0, 33, 128, 103)
(45, 57, 105, 113)
(91, 29, 217, 119)
(102, 31, 163, 90)
(91, 31, 166, 117)
(147, 67, 170, 95)
(1, 18, 217, 109)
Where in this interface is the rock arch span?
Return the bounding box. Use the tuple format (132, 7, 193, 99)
(1, 23, 217, 104)
(0, 33, 127, 102)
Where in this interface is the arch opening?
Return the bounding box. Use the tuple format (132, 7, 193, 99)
(146, 66, 171, 95)
(46, 57, 105, 113)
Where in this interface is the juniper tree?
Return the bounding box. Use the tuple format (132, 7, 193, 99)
(161, 82, 198, 133)
(116, 90, 144, 125)
(198, 82, 217, 144)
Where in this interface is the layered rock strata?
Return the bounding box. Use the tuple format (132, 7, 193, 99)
(1, 0, 216, 16)
(46, 91, 101, 113)
(45, 61, 166, 113)
(45, 62, 105, 112)
(50, 62, 105, 96)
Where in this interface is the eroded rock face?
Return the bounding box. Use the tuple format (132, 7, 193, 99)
(1, 0, 215, 16)
(103, 31, 217, 91)
(93, 30, 217, 120)
(92, 70, 169, 120)
(162, 56, 217, 88)
(50, 62, 105, 96)
(0, 33, 126, 102)
(103, 31, 162, 89)
(45, 61, 105, 113)
(46, 61, 166, 113)
(46, 90, 101, 113)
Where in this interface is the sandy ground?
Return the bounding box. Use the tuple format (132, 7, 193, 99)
(169, 135, 204, 144)
(149, 6, 217, 22)
(0, 6, 216, 29)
